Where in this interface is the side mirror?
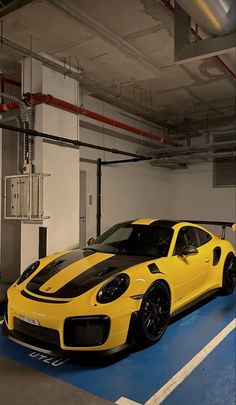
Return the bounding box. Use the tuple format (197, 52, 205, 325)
(179, 245, 198, 257)
(87, 237, 95, 246)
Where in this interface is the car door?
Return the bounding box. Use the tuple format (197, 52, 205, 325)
(171, 226, 211, 306)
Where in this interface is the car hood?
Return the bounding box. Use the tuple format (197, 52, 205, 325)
(25, 249, 153, 299)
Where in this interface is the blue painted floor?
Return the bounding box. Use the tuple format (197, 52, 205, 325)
(0, 291, 235, 404)
(163, 329, 236, 405)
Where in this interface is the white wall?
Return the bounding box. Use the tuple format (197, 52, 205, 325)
(79, 96, 235, 247)
(43, 143, 79, 254)
(81, 160, 171, 240)
(167, 163, 236, 245)
(81, 155, 235, 246)
(102, 163, 171, 228)
(79, 94, 172, 240)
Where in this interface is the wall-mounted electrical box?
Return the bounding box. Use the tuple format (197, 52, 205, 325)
(4, 173, 50, 221)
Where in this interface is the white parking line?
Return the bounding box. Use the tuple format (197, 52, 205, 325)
(116, 397, 141, 405)
(116, 318, 236, 405)
(146, 318, 236, 405)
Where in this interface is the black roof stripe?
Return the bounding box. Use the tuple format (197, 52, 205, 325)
(150, 220, 180, 227)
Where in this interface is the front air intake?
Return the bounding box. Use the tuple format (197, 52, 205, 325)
(64, 316, 110, 347)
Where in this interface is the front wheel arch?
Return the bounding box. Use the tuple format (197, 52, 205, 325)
(137, 280, 171, 346)
(156, 279, 171, 300)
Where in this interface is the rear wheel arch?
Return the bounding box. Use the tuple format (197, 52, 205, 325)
(221, 252, 236, 294)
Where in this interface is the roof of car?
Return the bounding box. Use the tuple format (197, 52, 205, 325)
(131, 219, 180, 227)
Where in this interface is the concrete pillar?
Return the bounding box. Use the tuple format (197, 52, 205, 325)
(21, 58, 80, 270)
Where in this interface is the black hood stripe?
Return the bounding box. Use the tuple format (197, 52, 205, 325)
(26, 254, 153, 299)
(26, 249, 94, 292)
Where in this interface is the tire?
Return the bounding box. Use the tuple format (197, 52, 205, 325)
(138, 281, 170, 346)
(221, 253, 236, 295)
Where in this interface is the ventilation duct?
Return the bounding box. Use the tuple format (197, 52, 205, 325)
(176, 0, 236, 36)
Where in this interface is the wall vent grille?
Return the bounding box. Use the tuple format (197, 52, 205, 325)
(213, 134, 236, 188)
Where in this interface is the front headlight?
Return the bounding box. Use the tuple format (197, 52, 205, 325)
(17, 261, 40, 285)
(97, 273, 130, 303)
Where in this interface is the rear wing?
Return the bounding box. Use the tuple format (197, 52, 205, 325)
(181, 220, 236, 239)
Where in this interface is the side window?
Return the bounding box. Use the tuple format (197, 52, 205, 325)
(174, 227, 198, 256)
(195, 228, 212, 247)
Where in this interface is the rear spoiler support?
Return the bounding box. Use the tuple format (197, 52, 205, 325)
(181, 220, 236, 240)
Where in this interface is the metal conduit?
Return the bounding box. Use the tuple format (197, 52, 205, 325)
(0, 122, 153, 160)
(150, 140, 236, 157)
(152, 150, 236, 166)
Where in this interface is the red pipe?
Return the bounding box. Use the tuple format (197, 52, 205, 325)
(160, 0, 174, 13)
(0, 93, 180, 147)
(0, 101, 19, 111)
(0, 76, 4, 104)
(36, 94, 180, 146)
(160, 0, 236, 80)
(214, 55, 236, 79)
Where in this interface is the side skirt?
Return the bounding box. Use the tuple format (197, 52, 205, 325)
(171, 288, 220, 318)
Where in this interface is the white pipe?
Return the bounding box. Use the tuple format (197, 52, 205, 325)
(176, 0, 236, 35)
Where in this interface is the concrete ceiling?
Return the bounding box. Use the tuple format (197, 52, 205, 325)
(0, 0, 235, 135)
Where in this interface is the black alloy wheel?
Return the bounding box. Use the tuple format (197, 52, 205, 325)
(139, 282, 170, 346)
(222, 253, 236, 295)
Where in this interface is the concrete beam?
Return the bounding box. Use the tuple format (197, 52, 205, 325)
(47, 0, 162, 77)
(0, 0, 33, 18)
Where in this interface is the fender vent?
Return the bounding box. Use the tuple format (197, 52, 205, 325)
(148, 263, 160, 274)
(213, 247, 221, 266)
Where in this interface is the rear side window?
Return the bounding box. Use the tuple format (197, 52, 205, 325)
(195, 228, 212, 246)
(174, 226, 199, 255)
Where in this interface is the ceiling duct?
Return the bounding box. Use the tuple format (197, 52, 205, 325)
(176, 0, 236, 36)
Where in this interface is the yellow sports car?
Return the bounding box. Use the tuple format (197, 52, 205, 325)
(3, 219, 236, 355)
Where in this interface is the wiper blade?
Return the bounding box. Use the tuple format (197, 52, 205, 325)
(83, 247, 98, 252)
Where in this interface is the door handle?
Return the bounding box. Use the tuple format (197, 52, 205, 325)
(204, 258, 210, 263)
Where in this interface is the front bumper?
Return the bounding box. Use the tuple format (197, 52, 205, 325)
(4, 287, 141, 355)
(2, 321, 130, 357)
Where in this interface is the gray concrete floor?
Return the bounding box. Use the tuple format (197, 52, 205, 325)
(0, 356, 113, 405)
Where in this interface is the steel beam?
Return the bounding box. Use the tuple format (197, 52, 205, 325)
(174, 3, 236, 63)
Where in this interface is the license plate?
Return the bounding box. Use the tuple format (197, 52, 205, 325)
(19, 315, 40, 326)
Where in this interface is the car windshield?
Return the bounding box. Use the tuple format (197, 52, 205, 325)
(85, 224, 173, 257)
